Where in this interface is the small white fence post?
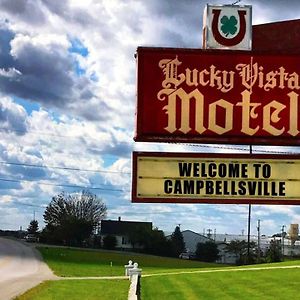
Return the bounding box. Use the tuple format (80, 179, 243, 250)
(128, 262, 142, 300)
(124, 260, 134, 276)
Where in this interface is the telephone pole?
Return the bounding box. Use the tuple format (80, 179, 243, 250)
(281, 225, 286, 258)
(207, 228, 212, 239)
(257, 219, 261, 262)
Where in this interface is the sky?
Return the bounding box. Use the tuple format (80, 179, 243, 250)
(0, 0, 300, 237)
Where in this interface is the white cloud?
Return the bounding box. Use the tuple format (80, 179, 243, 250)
(0, 0, 299, 234)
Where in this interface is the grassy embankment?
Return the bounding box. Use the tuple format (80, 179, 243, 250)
(17, 247, 300, 300)
(15, 246, 224, 300)
(37, 246, 223, 276)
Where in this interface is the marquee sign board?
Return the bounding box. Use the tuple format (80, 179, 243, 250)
(203, 4, 252, 50)
(132, 152, 300, 205)
(135, 47, 300, 145)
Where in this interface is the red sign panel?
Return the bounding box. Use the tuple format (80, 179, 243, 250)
(135, 47, 300, 145)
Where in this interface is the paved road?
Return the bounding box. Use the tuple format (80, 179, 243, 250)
(0, 237, 57, 300)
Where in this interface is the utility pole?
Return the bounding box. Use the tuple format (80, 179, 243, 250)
(282, 225, 286, 258)
(257, 219, 261, 262)
(207, 228, 212, 239)
(247, 144, 253, 264)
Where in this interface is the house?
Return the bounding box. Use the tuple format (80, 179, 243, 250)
(100, 217, 152, 250)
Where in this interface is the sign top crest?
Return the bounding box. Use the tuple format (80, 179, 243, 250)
(203, 4, 252, 50)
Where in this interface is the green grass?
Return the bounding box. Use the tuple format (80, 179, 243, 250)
(141, 267, 300, 300)
(14, 279, 129, 300)
(38, 247, 224, 277)
(20, 247, 300, 300)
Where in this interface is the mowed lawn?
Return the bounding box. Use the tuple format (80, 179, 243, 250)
(16, 247, 226, 300)
(38, 246, 223, 277)
(142, 267, 300, 300)
(17, 247, 300, 300)
(15, 279, 129, 300)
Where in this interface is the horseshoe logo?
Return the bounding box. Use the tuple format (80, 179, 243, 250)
(211, 9, 247, 47)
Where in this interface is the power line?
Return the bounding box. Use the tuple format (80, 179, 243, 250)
(0, 160, 131, 175)
(184, 143, 300, 155)
(2, 126, 299, 156)
(12, 200, 46, 208)
(0, 177, 125, 192)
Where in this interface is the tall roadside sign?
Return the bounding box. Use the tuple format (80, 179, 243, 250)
(133, 4, 300, 206)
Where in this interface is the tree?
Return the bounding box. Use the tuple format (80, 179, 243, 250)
(128, 225, 152, 250)
(43, 190, 106, 246)
(103, 235, 117, 250)
(225, 240, 256, 265)
(170, 226, 185, 257)
(128, 226, 172, 256)
(144, 228, 173, 256)
(196, 241, 219, 262)
(266, 239, 282, 262)
(27, 220, 39, 234)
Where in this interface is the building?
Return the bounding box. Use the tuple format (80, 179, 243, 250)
(100, 217, 152, 250)
(180, 230, 211, 253)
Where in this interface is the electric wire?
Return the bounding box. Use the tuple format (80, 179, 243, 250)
(0, 161, 131, 174)
(0, 177, 125, 192)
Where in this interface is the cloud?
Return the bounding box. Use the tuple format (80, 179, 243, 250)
(0, 96, 28, 134)
(0, 0, 47, 25)
(0, 0, 299, 234)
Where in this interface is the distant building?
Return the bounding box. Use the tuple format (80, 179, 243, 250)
(180, 230, 211, 253)
(100, 217, 152, 250)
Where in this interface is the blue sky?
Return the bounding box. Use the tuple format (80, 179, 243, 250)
(0, 0, 300, 236)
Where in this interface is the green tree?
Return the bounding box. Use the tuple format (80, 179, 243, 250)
(266, 239, 282, 262)
(144, 228, 173, 256)
(27, 220, 39, 234)
(196, 241, 219, 262)
(43, 190, 106, 246)
(170, 226, 185, 257)
(225, 240, 256, 265)
(128, 225, 152, 249)
(103, 235, 117, 250)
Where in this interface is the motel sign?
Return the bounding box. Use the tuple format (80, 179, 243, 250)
(135, 47, 300, 145)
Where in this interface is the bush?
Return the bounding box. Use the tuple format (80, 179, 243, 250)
(196, 241, 219, 262)
(103, 235, 117, 250)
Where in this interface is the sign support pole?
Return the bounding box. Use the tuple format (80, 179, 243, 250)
(247, 144, 253, 263)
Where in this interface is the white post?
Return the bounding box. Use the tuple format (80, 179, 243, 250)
(128, 262, 142, 281)
(128, 262, 142, 300)
(124, 260, 134, 277)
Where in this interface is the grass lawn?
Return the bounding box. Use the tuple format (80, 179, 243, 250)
(14, 279, 129, 300)
(19, 247, 300, 300)
(38, 247, 224, 277)
(141, 267, 300, 300)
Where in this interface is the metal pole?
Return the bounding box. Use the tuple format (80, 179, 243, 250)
(282, 225, 285, 259)
(257, 219, 261, 262)
(247, 144, 253, 263)
(247, 202, 251, 262)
